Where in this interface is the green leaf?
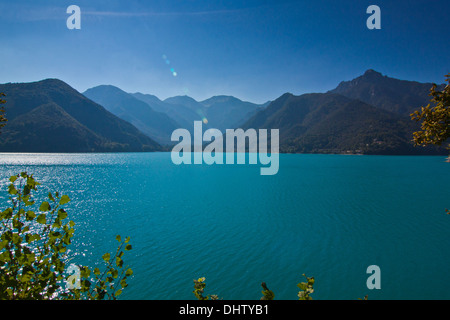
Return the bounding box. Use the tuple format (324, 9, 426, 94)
(116, 235, 121, 242)
(1, 208, 13, 220)
(125, 268, 133, 277)
(48, 192, 55, 202)
(36, 214, 46, 225)
(80, 266, 91, 278)
(52, 219, 62, 228)
(0, 240, 8, 250)
(25, 233, 40, 243)
(8, 184, 17, 195)
(125, 244, 132, 251)
(9, 175, 17, 183)
(102, 253, 110, 262)
(297, 282, 307, 291)
(81, 279, 91, 289)
(20, 272, 33, 283)
(12, 233, 22, 245)
(57, 209, 68, 220)
(0, 250, 11, 262)
(26, 253, 36, 264)
(111, 269, 119, 278)
(23, 185, 31, 196)
(22, 195, 34, 206)
(25, 210, 36, 221)
(59, 195, 71, 205)
(39, 201, 50, 212)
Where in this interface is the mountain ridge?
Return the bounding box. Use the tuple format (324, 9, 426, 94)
(242, 74, 447, 155)
(0, 79, 161, 152)
(329, 69, 446, 115)
(129, 90, 268, 134)
(83, 85, 180, 145)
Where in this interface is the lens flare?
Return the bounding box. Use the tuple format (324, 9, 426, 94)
(162, 54, 178, 77)
(162, 54, 170, 64)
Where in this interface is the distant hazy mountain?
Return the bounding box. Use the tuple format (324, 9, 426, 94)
(83, 85, 180, 145)
(132, 93, 268, 133)
(132, 93, 202, 130)
(200, 95, 270, 132)
(164, 95, 205, 113)
(329, 69, 445, 116)
(242, 90, 446, 155)
(0, 79, 161, 152)
(86, 86, 266, 144)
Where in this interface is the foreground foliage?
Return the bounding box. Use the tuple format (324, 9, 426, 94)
(0, 172, 133, 300)
(193, 277, 219, 300)
(411, 74, 450, 150)
(193, 274, 316, 300)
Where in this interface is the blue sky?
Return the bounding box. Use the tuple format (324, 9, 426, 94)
(0, 0, 449, 103)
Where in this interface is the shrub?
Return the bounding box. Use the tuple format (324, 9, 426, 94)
(0, 172, 133, 300)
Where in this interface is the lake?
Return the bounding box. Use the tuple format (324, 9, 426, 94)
(0, 152, 449, 300)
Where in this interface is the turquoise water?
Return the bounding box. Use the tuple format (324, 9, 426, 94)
(1, 153, 449, 300)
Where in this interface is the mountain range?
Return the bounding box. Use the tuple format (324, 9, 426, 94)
(83, 86, 268, 144)
(0, 79, 160, 152)
(330, 69, 445, 116)
(242, 70, 446, 155)
(0, 70, 447, 155)
(83, 85, 180, 145)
